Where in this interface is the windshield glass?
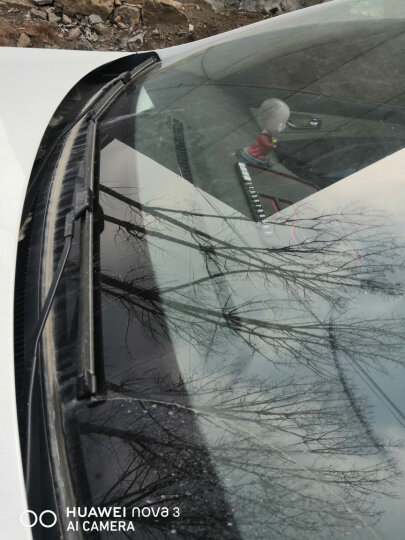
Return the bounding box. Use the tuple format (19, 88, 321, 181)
(64, 2, 405, 539)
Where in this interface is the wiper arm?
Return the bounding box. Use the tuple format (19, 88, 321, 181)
(77, 114, 97, 399)
(75, 56, 160, 399)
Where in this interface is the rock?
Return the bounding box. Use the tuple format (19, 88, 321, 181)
(33, 0, 53, 5)
(3, 0, 33, 6)
(280, 0, 301, 10)
(30, 8, 47, 19)
(152, 28, 159, 35)
(114, 0, 121, 4)
(188, 23, 194, 31)
(143, 0, 188, 25)
(54, 0, 114, 18)
(114, 5, 141, 26)
(24, 21, 59, 42)
(0, 25, 19, 48)
(67, 26, 82, 40)
(93, 22, 110, 36)
(116, 21, 128, 29)
(61, 13, 72, 23)
(262, 1, 281, 13)
(87, 34, 98, 42)
(17, 33, 31, 47)
(127, 30, 144, 49)
(48, 12, 60, 22)
(75, 38, 93, 50)
(264, 5, 280, 14)
(88, 13, 103, 24)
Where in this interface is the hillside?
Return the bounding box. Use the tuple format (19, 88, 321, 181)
(0, 0, 327, 51)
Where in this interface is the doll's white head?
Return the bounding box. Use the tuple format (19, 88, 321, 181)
(258, 98, 290, 134)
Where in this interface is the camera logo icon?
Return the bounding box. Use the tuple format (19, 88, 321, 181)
(20, 510, 57, 528)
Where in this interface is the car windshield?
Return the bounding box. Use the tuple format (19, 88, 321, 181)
(62, 1, 405, 538)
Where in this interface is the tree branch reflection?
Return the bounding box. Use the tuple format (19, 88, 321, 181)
(72, 182, 405, 538)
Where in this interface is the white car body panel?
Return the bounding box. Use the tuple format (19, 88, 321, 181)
(0, 0, 392, 536)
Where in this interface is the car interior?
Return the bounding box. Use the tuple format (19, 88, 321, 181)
(99, 18, 405, 222)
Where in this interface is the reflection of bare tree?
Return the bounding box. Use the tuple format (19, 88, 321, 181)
(69, 184, 405, 538)
(100, 184, 403, 301)
(101, 270, 405, 376)
(75, 368, 400, 540)
(98, 184, 405, 376)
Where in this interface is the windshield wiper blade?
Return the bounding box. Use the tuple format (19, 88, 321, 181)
(77, 114, 97, 399)
(75, 55, 160, 399)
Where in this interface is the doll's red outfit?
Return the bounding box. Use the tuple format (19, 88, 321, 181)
(246, 132, 276, 160)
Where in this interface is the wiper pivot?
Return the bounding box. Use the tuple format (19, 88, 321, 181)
(64, 187, 93, 238)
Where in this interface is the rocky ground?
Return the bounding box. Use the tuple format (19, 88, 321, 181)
(0, 0, 327, 52)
